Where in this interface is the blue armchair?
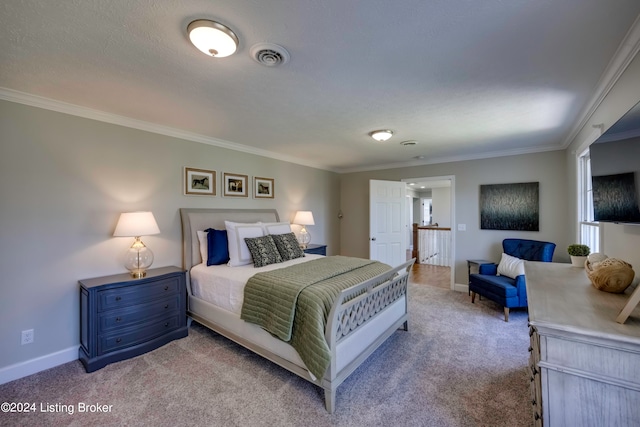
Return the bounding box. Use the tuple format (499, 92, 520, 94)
(469, 238, 556, 321)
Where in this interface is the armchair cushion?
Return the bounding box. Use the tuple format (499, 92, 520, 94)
(471, 274, 518, 298)
(497, 253, 525, 279)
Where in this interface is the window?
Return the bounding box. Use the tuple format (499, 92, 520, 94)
(577, 148, 599, 252)
(422, 198, 432, 225)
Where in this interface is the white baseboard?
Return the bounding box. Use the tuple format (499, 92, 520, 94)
(0, 346, 78, 385)
(454, 282, 469, 293)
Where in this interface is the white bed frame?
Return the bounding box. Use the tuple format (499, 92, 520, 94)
(180, 208, 414, 413)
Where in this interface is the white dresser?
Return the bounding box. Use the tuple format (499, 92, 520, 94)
(525, 262, 640, 427)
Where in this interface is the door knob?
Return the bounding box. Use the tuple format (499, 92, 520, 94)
(371, 237, 376, 241)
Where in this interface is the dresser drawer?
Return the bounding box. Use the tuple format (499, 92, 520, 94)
(99, 315, 181, 354)
(98, 276, 180, 311)
(98, 295, 180, 332)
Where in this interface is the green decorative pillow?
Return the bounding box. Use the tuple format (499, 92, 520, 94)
(271, 232, 305, 261)
(244, 235, 283, 267)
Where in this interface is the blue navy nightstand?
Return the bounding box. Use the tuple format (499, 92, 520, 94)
(303, 244, 327, 256)
(79, 266, 188, 373)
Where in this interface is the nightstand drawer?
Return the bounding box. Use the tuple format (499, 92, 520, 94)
(99, 315, 180, 354)
(304, 244, 327, 256)
(98, 276, 180, 311)
(99, 295, 180, 332)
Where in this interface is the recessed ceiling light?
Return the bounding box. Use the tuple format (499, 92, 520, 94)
(187, 20, 239, 58)
(369, 130, 394, 142)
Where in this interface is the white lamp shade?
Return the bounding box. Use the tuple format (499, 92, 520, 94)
(293, 211, 315, 226)
(113, 212, 160, 237)
(188, 20, 239, 58)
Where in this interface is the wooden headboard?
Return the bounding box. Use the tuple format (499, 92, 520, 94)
(179, 208, 280, 272)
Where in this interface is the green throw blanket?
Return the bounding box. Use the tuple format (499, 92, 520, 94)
(240, 256, 392, 379)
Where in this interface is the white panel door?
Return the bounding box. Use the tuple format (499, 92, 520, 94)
(369, 179, 407, 267)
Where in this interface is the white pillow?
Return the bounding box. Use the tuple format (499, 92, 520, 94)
(497, 253, 525, 279)
(225, 221, 265, 266)
(197, 230, 208, 265)
(261, 222, 292, 235)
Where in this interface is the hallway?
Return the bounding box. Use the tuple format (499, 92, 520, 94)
(410, 263, 451, 289)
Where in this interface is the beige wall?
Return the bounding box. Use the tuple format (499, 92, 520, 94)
(339, 150, 569, 286)
(2, 49, 638, 380)
(0, 100, 339, 371)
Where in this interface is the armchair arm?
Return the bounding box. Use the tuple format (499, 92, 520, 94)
(478, 263, 498, 275)
(515, 274, 528, 306)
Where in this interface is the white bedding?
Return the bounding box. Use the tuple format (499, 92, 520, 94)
(190, 254, 324, 315)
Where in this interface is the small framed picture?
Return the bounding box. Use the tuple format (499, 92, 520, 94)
(184, 167, 216, 196)
(254, 177, 275, 199)
(223, 173, 248, 198)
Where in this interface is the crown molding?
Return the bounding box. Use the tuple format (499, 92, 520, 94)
(561, 14, 640, 149)
(0, 87, 336, 172)
(3, 11, 638, 177)
(335, 144, 564, 174)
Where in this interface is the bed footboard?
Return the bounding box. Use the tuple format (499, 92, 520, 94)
(322, 258, 415, 412)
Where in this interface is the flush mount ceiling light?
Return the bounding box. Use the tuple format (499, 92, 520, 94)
(187, 19, 239, 58)
(369, 129, 394, 142)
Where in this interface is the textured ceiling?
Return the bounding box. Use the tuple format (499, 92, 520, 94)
(1, 0, 640, 172)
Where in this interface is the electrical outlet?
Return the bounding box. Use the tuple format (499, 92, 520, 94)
(21, 329, 34, 345)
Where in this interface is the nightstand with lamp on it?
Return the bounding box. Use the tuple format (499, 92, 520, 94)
(78, 211, 188, 373)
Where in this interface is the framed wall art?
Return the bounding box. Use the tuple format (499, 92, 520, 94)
(223, 172, 248, 198)
(480, 182, 539, 231)
(184, 167, 216, 196)
(254, 177, 274, 199)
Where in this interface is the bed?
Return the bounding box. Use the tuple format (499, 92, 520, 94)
(180, 208, 414, 413)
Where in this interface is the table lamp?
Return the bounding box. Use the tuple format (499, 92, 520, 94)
(113, 211, 160, 278)
(293, 210, 315, 249)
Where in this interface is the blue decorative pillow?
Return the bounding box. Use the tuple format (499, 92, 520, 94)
(205, 228, 230, 266)
(244, 235, 282, 267)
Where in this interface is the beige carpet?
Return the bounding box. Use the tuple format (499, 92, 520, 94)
(0, 284, 533, 427)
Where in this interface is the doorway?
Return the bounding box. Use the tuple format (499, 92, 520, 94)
(403, 176, 455, 290)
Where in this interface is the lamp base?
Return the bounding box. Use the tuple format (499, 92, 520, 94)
(298, 227, 311, 249)
(123, 237, 154, 279)
(130, 270, 147, 279)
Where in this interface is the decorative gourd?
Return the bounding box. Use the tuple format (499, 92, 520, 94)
(585, 257, 635, 293)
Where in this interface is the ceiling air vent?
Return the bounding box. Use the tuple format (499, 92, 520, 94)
(250, 43, 290, 67)
(400, 140, 418, 146)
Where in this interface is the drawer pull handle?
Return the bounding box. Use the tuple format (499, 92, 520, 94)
(164, 286, 169, 291)
(115, 296, 122, 301)
(115, 317, 122, 322)
(164, 304, 169, 309)
(164, 322, 169, 327)
(116, 338, 122, 343)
